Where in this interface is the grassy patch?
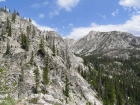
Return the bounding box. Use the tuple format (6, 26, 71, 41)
(0, 68, 3, 73)
(0, 97, 15, 105)
(28, 97, 38, 104)
(54, 103, 61, 105)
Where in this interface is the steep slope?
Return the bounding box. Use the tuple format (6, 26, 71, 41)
(71, 30, 140, 57)
(64, 38, 76, 47)
(67, 31, 140, 105)
(0, 10, 102, 105)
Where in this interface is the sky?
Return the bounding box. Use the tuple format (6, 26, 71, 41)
(0, 0, 140, 39)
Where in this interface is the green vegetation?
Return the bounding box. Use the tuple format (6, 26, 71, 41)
(0, 97, 15, 105)
(28, 97, 38, 104)
(0, 68, 3, 72)
(8, 24, 12, 37)
(63, 76, 69, 97)
(83, 57, 87, 65)
(12, 9, 16, 23)
(34, 68, 39, 94)
(30, 51, 34, 65)
(5, 42, 10, 55)
(86, 102, 92, 105)
(32, 28, 36, 37)
(21, 67, 24, 82)
(6, 17, 10, 28)
(26, 26, 31, 35)
(0, 29, 5, 41)
(29, 18, 32, 22)
(54, 103, 61, 105)
(39, 38, 45, 54)
(0, 6, 7, 13)
(6, 17, 12, 37)
(26, 26, 31, 41)
(79, 52, 140, 105)
(21, 33, 29, 51)
(43, 56, 49, 85)
(0, 66, 18, 100)
(66, 55, 71, 68)
(52, 43, 56, 56)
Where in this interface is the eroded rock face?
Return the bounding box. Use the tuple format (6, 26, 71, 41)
(0, 11, 102, 105)
(69, 30, 140, 57)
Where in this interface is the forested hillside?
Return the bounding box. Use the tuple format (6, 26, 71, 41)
(78, 52, 140, 105)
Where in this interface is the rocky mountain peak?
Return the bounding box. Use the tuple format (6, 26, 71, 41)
(64, 38, 76, 47)
(70, 30, 140, 56)
(0, 10, 102, 105)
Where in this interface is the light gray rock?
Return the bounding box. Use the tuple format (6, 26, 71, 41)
(69, 30, 140, 57)
(0, 11, 102, 105)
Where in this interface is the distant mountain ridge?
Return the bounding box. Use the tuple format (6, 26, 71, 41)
(68, 30, 140, 57)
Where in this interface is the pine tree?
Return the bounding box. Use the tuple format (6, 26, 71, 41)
(116, 93, 123, 105)
(16, 12, 19, 16)
(6, 17, 10, 29)
(78, 65, 81, 73)
(34, 68, 39, 93)
(83, 57, 87, 65)
(104, 79, 116, 105)
(0, 29, 4, 41)
(26, 26, 30, 35)
(8, 24, 12, 37)
(43, 56, 49, 85)
(29, 18, 32, 22)
(52, 44, 56, 56)
(5, 42, 10, 55)
(32, 28, 36, 38)
(26, 26, 30, 43)
(63, 76, 69, 97)
(1, 6, 6, 12)
(21, 67, 24, 82)
(39, 38, 45, 53)
(30, 51, 34, 65)
(21, 33, 29, 51)
(12, 9, 16, 23)
(52, 39, 56, 56)
(97, 69, 102, 96)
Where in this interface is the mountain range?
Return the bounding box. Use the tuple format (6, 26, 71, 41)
(0, 8, 140, 105)
(70, 30, 140, 57)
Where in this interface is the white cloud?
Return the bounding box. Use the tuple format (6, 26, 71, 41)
(69, 23, 73, 27)
(39, 14, 45, 18)
(49, 10, 59, 18)
(102, 15, 106, 19)
(0, 0, 5, 2)
(43, 1, 49, 5)
(96, 13, 106, 19)
(112, 9, 119, 16)
(31, 20, 56, 31)
(49, 0, 80, 18)
(119, 0, 140, 9)
(31, 1, 49, 8)
(66, 13, 140, 39)
(56, 0, 80, 11)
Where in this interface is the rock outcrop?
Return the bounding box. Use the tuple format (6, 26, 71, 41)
(0, 10, 102, 105)
(69, 30, 140, 57)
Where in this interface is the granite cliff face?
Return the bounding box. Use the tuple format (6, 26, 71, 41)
(0, 10, 102, 105)
(69, 30, 140, 58)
